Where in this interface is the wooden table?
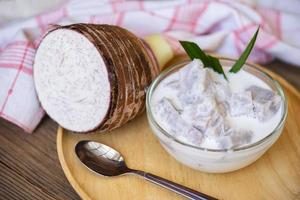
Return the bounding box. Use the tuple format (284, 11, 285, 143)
(0, 60, 299, 200)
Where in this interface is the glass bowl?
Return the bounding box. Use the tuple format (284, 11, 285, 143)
(146, 58, 288, 173)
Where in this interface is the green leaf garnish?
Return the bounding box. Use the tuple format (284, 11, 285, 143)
(207, 55, 227, 80)
(179, 41, 227, 80)
(179, 41, 210, 67)
(229, 27, 259, 73)
(179, 27, 259, 80)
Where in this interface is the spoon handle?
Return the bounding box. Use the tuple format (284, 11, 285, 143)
(143, 172, 217, 200)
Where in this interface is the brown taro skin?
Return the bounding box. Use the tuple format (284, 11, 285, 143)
(51, 24, 159, 133)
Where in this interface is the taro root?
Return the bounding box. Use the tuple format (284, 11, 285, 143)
(33, 24, 172, 132)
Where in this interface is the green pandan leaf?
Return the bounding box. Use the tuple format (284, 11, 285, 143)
(179, 41, 210, 66)
(207, 55, 227, 80)
(229, 27, 259, 73)
(179, 27, 259, 80)
(179, 41, 227, 80)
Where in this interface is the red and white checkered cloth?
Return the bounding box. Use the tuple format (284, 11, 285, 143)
(0, 0, 299, 133)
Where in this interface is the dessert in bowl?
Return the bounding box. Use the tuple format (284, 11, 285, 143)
(146, 58, 287, 173)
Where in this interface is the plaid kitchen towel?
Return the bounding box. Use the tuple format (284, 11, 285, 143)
(0, 0, 299, 133)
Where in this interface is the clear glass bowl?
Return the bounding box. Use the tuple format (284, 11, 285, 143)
(146, 58, 288, 173)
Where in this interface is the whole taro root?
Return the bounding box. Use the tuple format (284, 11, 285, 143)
(34, 23, 173, 132)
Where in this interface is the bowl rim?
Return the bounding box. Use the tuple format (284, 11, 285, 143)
(146, 57, 288, 152)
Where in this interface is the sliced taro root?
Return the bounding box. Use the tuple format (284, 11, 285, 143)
(246, 85, 281, 121)
(218, 130, 253, 149)
(230, 130, 253, 148)
(154, 98, 203, 145)
(177, 60, 209, 105)
(227, 91, 254, 117)
(34, 24, 159, 132)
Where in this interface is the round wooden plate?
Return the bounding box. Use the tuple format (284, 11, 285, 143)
(57, 66, 300, 200)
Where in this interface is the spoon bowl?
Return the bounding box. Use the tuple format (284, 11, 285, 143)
(75, 141, 130, 176)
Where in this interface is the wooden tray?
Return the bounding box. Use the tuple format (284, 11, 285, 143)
(57, 67, 300, 200)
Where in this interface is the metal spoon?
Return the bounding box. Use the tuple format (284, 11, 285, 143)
(75, 140, 217, 200)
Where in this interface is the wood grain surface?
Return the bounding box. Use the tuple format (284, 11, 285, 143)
(57, 61, 300, 200)
(0, 60, 300, 200)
